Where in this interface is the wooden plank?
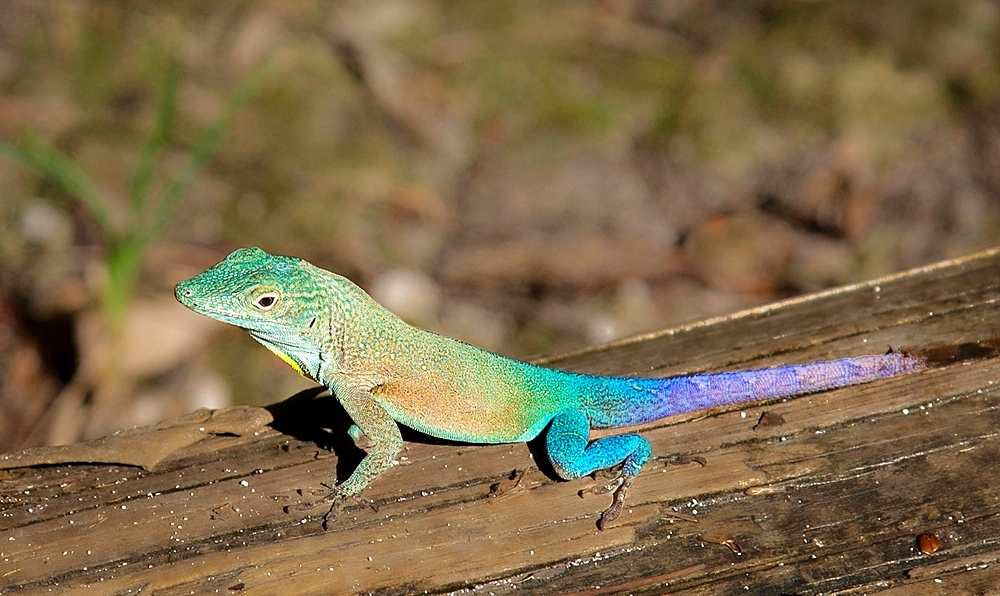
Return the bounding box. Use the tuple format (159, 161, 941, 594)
(1, 247, 999, 595)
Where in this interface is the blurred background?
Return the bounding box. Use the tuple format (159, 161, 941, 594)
(2, 0, 1000, 450)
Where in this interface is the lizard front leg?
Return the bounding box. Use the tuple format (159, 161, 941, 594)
(326, 376, 403, 497)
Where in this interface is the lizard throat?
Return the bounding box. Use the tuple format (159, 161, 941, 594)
(249, 332, 312, 379)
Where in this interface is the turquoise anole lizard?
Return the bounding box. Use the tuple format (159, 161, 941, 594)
(175, 247, 925, 528)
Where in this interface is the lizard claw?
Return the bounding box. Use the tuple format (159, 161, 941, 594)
(282, 486, 339, 515)
(322, 494, 348, 530)
(579, 475, 624, 498)
(597, 501, 622, 530)
(596, 473, 637, 531)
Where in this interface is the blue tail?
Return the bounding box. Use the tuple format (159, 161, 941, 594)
(582, 352, 925, 429)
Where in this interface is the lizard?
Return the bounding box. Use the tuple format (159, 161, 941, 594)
(174, 247, 926, 529)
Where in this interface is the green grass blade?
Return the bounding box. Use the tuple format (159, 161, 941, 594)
(145, 61, 269, 243)
(0, 132, 116, 236)
(129, 58, 180, 215)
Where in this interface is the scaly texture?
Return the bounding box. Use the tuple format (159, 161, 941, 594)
(175, 247, 926, 528)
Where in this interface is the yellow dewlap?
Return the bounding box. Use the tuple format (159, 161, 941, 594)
(266, 345, 306, 376)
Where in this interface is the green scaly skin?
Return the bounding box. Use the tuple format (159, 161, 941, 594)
(175, 248, 925, 529)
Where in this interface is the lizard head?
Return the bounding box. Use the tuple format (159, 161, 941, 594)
(174, 247, 328, 380)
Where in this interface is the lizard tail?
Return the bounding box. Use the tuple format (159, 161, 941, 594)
(585, 351, 926, 428)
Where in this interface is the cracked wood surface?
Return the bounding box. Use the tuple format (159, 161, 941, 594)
(2, 248, 1000, 595)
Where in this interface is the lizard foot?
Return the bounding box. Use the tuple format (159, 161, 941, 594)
(596, 473, 637, 531)
(282, 487, 335, 515)
(322, 494, 348, 530)
(579, 475, 624, 498)
(280, 489, 351, 530)
(656, 454, 707, 467)
(578, 464, 626, 498)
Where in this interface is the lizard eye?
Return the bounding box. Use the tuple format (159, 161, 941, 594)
(253, 292, 279, 311)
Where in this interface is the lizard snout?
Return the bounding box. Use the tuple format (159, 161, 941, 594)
(174, 279, 197, 306)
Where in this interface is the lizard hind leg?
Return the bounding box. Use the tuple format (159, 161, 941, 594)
(545, 410, 651, 530)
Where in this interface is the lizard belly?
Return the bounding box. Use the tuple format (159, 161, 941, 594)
(372, 366, 565, 444)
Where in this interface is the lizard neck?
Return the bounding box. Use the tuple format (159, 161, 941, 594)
(317, 269, 409, 384)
